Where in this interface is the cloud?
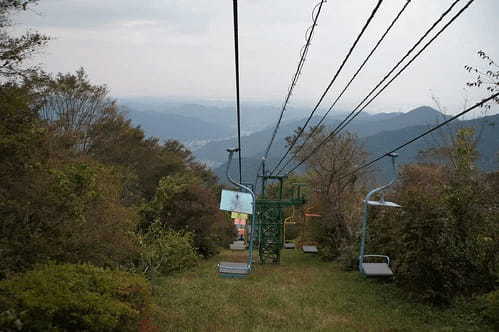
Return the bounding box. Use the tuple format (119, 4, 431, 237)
(10, 0, 499, 114)
(19, 0, 217, 34)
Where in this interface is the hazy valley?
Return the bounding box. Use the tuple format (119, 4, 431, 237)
(121, 97, 499, 183)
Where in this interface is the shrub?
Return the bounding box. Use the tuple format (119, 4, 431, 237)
(337, 244, 358, 271)
(0, 263, 150, 331)
(138, 222, 198, 278)
(140, 174, 234, 258)
(477, 290, 499, 329)
(0, 159, 140, 276)
(369, 163, 497, 304)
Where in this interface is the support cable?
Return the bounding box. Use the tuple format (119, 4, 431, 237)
(278, 0, 462, 175)
(277, 0, 412, 173)
(328, 0, 471, 144)
(283, 0, 474, 176)
(269, 0, 384, 176)
(343, 92, 499, 179)
(254, 0, 327, 188)
(232, 0, 243, 183)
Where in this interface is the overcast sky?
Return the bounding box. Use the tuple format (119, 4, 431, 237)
(13, 0, 499, 115)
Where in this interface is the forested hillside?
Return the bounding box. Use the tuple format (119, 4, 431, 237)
(0, 2, 234, 330)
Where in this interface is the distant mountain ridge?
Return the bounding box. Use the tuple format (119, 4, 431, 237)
(120, 99, 498, 186)
(125, 109, 233, 143)
(120, 96, 329, 136)
(194, 105, 451, 168)
(213, 111, 499, 185)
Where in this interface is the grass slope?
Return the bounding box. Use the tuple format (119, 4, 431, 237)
(151, 250, 488, 331)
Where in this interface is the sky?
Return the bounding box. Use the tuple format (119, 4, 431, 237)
(12, 0, 499, 115)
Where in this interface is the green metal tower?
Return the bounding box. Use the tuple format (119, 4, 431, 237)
(256, 175, 305, 264)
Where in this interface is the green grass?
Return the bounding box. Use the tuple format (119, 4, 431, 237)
(151, 249, 489, 331)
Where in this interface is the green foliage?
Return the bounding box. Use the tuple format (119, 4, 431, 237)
(138, 222, 198, 278)
(88, 106, 218, 205)
(1, 72, 226, 280)
(88, 106, 169, 203)
(0, 156, 139, 275)
(0, 263, 150, 331)
(141, 173, 235, 257)
(0, 1, 49, 79)
(476, 290, 499, 329)
(368, 130, 497, 304)
(42, 161, 140, 267)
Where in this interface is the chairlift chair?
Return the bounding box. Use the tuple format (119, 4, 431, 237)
(217, 149, 256, 278)
(359, 153, 401, 277)
(283, 208, 296, 249)
(229, 241, 246, 251)
(283, 184, 307, 249)
(301, 207, 321, 253)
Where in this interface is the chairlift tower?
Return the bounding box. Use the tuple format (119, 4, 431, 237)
(256, 168, 305, 264)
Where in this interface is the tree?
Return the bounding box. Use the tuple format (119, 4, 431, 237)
(369, 128, 497, 303)
(32, 68, 114, 152)
(0, 83, 140, 275)
(88, 106, 217, 204)
(287, 126, 370, 260)
(465, 50, 499, 108)
(140, 173, 235, 258)
(0, 0, 49, 79)
(420, 51, 498, 169)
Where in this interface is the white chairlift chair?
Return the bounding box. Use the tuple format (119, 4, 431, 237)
(359, 153, 401, 277)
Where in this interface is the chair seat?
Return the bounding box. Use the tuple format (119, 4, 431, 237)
(361, 263, 393, 277)
(229, 240, 246, 250)
(229, 244, 245, 250)
(218, 262, 250, 277)
(302, 245, 318, 253)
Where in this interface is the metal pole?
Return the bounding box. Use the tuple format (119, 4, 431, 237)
(232, 0, 242, 183)
(279, 177, 284, 246)
(261, 157, 266, 198)
(302, 207, 306, 246)
(358, 199, 370, 272)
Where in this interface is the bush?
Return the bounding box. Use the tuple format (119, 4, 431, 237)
(140, 174, 234, 258)
(0, 263, 151, 331)
(337, 244, 358, 271)
(311, 210, 357, 262)
(0, 158, 140, 276)
(138, 222, 198, 278)
(478, 290, 499, 329)
(368, 164, 497, 304)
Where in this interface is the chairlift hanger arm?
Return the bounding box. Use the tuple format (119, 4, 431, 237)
(364, 153, 398, 202)
(226, 148, 251, 193)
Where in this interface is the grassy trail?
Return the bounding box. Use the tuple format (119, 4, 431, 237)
(151, 250, 486, 331)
